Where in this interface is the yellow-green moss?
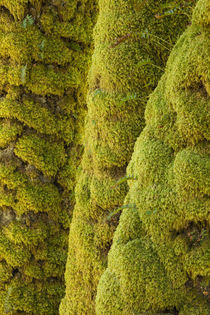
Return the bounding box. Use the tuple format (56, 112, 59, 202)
(0, 120, 23, 148)
(14, 134, 66, 177)
(0, 1, 97, 314)
(61, 1, 194, 314)
(0, 95, 76, 143)
(96, 0, 209, 313)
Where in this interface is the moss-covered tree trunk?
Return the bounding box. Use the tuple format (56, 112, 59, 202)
(61, 1, 194, 313)
(96, 0, 209, 314)
(0, 0, 97, 313)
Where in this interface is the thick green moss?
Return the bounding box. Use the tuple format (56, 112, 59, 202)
(96, 0, 209, 313)
(61, 1, 194, 314)
(0, 1, 97, 314)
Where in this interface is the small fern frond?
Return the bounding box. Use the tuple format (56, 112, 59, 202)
(22, 15, 34, 28)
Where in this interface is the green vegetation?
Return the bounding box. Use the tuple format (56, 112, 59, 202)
(0, 0, 207, 313)
(61, 0, 195, 314)
(0, 0, 97, 313)
(96, 0, 209, 313)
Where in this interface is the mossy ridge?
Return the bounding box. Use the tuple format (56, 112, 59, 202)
(0, 1, 97, 314)
(61, 0, 194, 314)
(96, 0, 210, 313)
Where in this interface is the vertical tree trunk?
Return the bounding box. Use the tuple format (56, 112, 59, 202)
(0, 1, 97, 313)
(61, 0, 194, 313)
(96, 0, 209, 313)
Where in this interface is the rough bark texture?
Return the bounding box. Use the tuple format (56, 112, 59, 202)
(96, 0, 209, 314)
(0, 0, 97, 313)
(61, 1, 194, 314)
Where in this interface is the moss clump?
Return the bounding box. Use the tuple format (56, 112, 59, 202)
(0, 120, 23, 148)
(61, 0, 195, 314)
(14, 134, 66, 177)
(96, 0, 209, 313)
(0, 1, 97, 314)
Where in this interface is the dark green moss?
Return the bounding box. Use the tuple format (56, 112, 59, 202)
(96, 0, 209, 313)
(61, 0, 195, 314)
